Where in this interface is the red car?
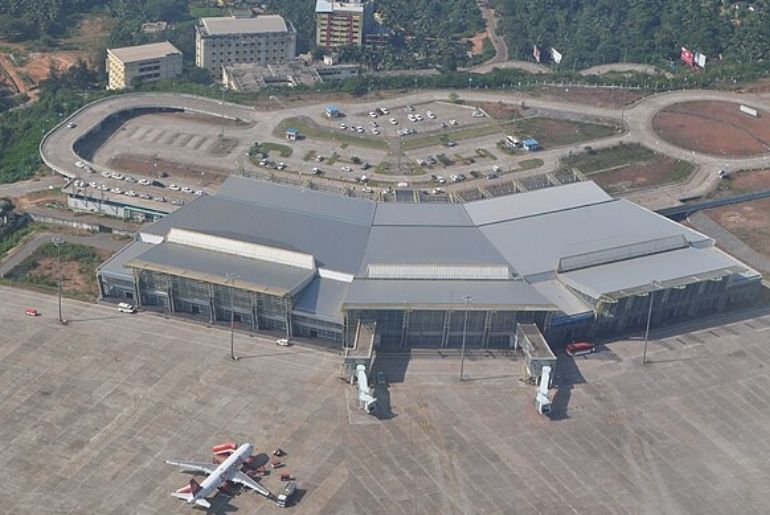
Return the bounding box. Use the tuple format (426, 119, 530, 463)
(24, 308, 39, 317)
(566, 341, 595, 357)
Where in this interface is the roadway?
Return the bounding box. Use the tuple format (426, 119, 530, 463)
(39, 88, 770, 210)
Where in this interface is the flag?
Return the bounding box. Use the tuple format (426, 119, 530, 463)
(551, 48, 563, 64)
(533, 45, 541, 63)
(680, 47, 694, 66)
(694, 52, 706, 68)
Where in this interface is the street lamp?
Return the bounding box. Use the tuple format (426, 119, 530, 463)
(226, 273, 240, 361)
(219, 85, 228, 141)
(460, 295, 472, 381)
(642, 280, 660, 365)
(51, 237, 65, 324)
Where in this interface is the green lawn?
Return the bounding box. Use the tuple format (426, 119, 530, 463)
(256, 142, 293, 158)
(518, 158, 544, 171)
(275, 117, 388, 151)
(563, 143, 655, 173)
(512, 118, 618, 148)
(401, 122, 511, 151)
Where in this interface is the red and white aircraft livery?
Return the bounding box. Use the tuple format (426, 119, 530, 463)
(166, 442, 272, 508)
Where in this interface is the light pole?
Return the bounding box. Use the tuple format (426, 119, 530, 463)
(219, 85, 228, 141)
(52, 237, 65, 324)
(642, 280, 660, 366)
(226, 273, 239, 361)
(460, 295, 472, 381)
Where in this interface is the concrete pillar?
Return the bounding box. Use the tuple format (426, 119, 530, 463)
(166, 276, 175, 313)
(717, 276, 734, 311)
(284, 296, 293, 338)
(688, 282, 708, 317)
(400, 310, 410, 349)
(208, 283, 216, 324)
(132, 268, 142, 308)
(482, 311, 492, 349)
(250, 292, 258, 333)
(441, 310, 452, 349)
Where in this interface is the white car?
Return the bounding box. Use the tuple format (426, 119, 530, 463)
(138, 179, 150, 185)
(100, 171, 111, 178)
(371, 128, 380, 135)
(169, 184, 180, 191)
(415, 114, 423, 121)
(75, 160, 85, 168)
(124, 190, 137, 197)
(88, 181, 97, 188)
(389, 118, 398, 125)
(369, 111, 378, 118)
(139, 193, 151, 199)
(194, 190, 204, 196)
(356, 127, 364, 133)
(67, 122, 76, 129)
(98, 184, 109, 191)
(276, 338, 291, 347)
(181, 186, 193, 193)
(112, 173, 124, 180)
(435, 176, 446, 184)
(362, 186, 373, 193)
(110, 187, 123, 194)
(426, 111, 436, 119)
(341, 166, 351, 172)
(340, 123, 347, 130)
(492, 165, 502, 173)
(432, 187, 445, 194)
(472, 110, 485, 118)
(380, 107, 390, 115)
(277, 162, 286, 170)
(449, 119, 459, 126)
(407, 114, 416, 122)
(123, 176, 135, 182)
(153, 196, 166, 202)
(397, 181, 409, 188)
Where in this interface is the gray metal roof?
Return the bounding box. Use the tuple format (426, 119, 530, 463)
(98, 240, 155, 280)
(141, 194, 371, 274)
(292, 276, 349, 321)
(358, 225, 512, 276)
(480, 198, 713, 279)
(125, 176, 755, 318)
(464, 181, 612, 226)
(127, 242, 315, 296)
(343, 279, 556, 310)
(200, 16, 289, 35)
(108, 41, 181, 63)
(558, 247, 748, 300)
(217, 177, 375, 225)
(373, 202, 472, 226)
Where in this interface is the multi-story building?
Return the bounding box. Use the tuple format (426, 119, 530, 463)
(106, 41, 182, 90)
(195, 15, 297, 76)
(315, 0, 374, 48)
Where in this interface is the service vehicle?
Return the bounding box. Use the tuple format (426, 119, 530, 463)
(25, 308, 39, 316)
(118, 302, 136, 314)
(566, 341, 595, 357)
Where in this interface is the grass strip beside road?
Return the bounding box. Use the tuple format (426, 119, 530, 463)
(564, 143, 654, 173)
(401, 122, 510, 151)
(275, 117, 388, 151)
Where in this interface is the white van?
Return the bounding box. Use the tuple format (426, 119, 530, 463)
(117, 302, 136, 314)
(276, 338, 291, 347)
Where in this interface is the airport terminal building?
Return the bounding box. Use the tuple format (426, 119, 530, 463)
(98, 177, 761, 348)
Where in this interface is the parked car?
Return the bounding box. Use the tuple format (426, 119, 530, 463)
(25, 307, 39, 316)
(276, 338, 291, 347)
(566, 341, 595, 357)
(117, 302, 136, 314)
(169, 184, 180, 191)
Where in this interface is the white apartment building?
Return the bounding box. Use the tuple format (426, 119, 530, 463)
(195, 15, 297, 76)
(106, 41, 183, 90)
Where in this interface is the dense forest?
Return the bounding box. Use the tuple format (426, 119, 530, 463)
(491, 0, 770, 67)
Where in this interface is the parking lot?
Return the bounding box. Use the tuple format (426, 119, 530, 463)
(4, 285, 770, 514)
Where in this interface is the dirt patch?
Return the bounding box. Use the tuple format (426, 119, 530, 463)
(108, 154, 230, 188)
(707, 198, 770, 257)
(13, 189, 67, 210)
(528, 86, 648, 108)
(475, 101, 523, 120)
(208, 138, 239, 156)
(653, 101, 770, 157)
(704, 168, 770, 200)
(590, 156, 693, 195)
(468, 31, 488, 55)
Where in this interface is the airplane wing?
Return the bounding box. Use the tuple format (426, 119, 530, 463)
(165, 460, 217, 475)
(231, 471, 272, 498)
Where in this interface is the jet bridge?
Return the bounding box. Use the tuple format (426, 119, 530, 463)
(341, 320, 377, 381)
(514, 323, 555, 415)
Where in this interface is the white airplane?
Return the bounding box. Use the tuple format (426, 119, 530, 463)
(166, 442, 272, 508)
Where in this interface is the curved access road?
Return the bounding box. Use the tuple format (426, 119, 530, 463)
(39, 88, 770, 209)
